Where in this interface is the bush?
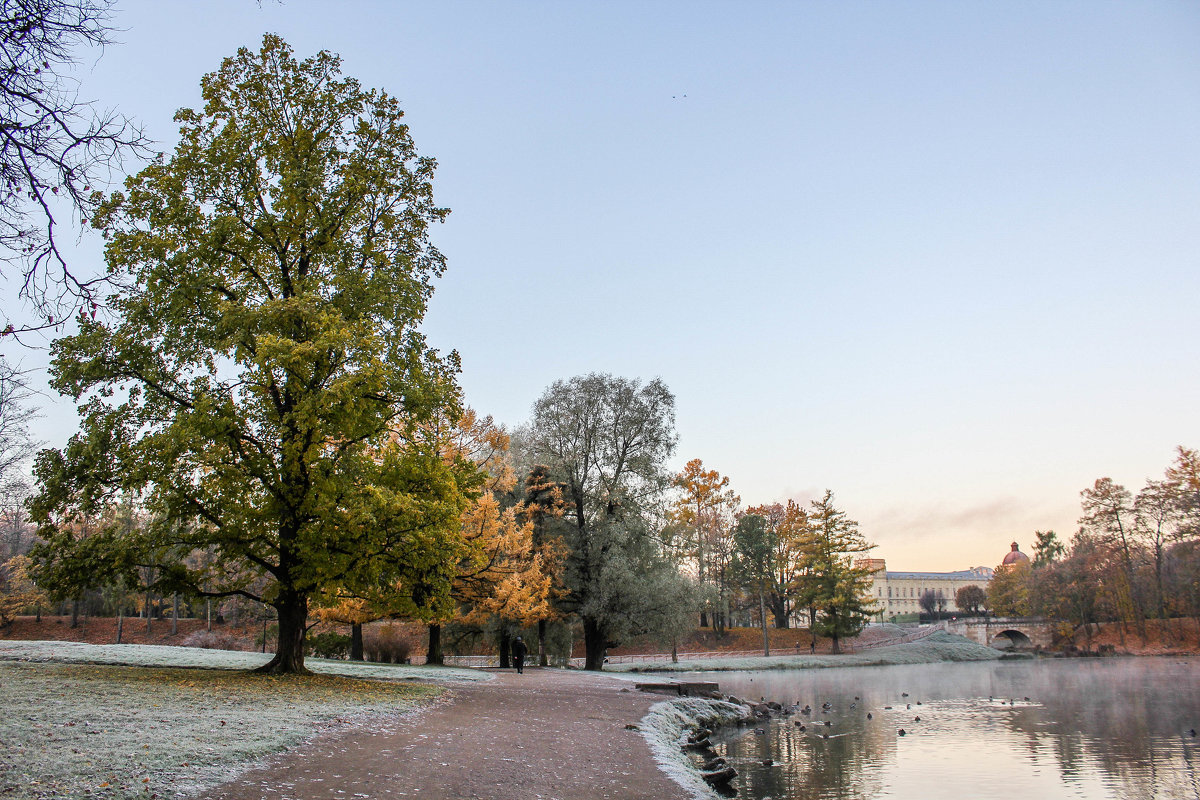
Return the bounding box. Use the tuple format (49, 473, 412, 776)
(543, 621, 577, 667)
(363, 624, 412, 664)
(181, 630, 242, 650)
(307, 631, 351, 659)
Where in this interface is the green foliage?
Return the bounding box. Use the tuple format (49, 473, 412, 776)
(541, 620, 578, 667)
(1033, 530, 1066, 567)
(525, 373, 682, 670)
(954, 584, 987, 615)
(29, 35, 477, 673)
(987, 562, 1031, 616)
(803, 491, 878, 651)
(731, 513, 774, 591)
(306, 631, 351, 660)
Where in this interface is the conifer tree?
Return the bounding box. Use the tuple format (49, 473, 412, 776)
(804, 491, 878, 653)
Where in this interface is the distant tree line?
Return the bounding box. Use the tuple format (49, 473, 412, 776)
(0, 30, 884, 673)
(987, 447, 1200, 644)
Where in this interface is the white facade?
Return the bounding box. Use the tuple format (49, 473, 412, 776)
(856, 559, 993, 619)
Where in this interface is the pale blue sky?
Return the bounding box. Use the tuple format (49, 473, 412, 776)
(11, 1, 1200, 569)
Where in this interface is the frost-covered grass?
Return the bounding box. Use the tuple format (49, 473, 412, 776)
(638, 697, 754, 800)
(0, 640, 487, 800)
(609, 631, 1009, 673)
(0, 639, 489, 682)
(0, 661, 443, 800)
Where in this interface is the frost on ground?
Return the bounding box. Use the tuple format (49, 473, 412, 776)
(639, 697, 754, 800)
(0, 640, 489, 682)
(610, 631, 1006, 673)
(0, 661, 443, 800)
(0, 641, 484, 800)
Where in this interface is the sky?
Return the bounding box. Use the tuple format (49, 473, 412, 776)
(6, 1, 1199, 571)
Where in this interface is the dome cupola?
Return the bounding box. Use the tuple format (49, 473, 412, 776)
(1001, 541, 1029, 566)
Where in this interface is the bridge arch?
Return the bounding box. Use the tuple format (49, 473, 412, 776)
(991, 629, 1033, 649)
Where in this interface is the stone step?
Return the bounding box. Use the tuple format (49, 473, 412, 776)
(636, 681, 720, 697)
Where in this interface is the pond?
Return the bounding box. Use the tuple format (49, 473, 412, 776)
(681, 656, 1200, 799)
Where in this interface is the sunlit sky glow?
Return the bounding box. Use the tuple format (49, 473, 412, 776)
(8, 1, 1200, 571)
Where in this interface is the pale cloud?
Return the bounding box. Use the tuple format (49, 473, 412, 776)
(856, 496, 1079, 572)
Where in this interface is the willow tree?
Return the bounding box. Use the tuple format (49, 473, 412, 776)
(30, 35, 475, 673)
(526, 373, 686, 670)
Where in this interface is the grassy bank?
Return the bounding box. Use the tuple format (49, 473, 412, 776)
(0, 639, 489, 681)
(0, 641, 485, 800)
(608, 630, 1019, 673)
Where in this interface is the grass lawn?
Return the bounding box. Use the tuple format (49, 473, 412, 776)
(606, 630, 1012, 672)
(0, 644, 467, 800)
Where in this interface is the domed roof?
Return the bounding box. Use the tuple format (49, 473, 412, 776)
(1002, 541, 1029, 566)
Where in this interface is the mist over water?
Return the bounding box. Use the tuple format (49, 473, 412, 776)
(683, 657, 1200, 800)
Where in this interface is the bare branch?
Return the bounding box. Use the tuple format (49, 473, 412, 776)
(0, 0, 150, 333)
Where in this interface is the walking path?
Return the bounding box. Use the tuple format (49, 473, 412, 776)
(201, 668, 690, 800)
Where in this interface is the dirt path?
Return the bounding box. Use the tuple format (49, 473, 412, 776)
(200, 667, 690, 800)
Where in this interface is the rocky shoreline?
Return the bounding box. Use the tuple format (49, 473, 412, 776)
(639, 696, 756, 799)
(641, 690, 841, 798)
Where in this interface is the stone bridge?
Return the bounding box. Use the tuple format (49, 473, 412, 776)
(939, 616, 1060, 650)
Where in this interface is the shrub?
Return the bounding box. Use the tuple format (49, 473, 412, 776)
(181, 630, 243, 650)
(307, 631, 351, 660)
(543, 621, 577, 667)
(363, 624, 411, 664)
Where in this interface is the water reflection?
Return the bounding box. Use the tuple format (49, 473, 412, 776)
(683, 657, 1200, 800)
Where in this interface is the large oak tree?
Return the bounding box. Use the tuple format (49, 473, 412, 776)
(30, 35, 475, 673)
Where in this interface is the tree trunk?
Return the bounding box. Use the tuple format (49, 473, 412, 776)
(254, 593, 309, 674)
(671, 636, 679, 663)
(144, 589, 153, 633)
(537, 619, 548, 667)
(206, 599, 212, 632)
(771, 595, 790, 628)
(350, 622, 365, 661)
(116, 606, 124, 644)
(583, 616, 606, 671)
(699, 610, 709, 628)
(831, 632, 841, 655)
(759, 590, 770, 657)
(498, 630, 512, 668)
(171, 593, 179, 636)
(424, 623, 442, 665)
(70, 598, 79, 628)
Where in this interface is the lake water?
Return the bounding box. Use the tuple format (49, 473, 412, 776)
(682, 657, 1200, 800)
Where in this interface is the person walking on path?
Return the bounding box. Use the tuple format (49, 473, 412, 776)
(512, 635, 528, 674)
